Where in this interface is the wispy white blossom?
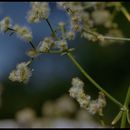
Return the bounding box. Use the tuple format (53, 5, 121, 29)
(55, 40, 68, 52)
(27, 2, 50, 23)
(69, 77, 106, 116)
(9, 61, 32, 83)
(13, 24, 33, 41)
(0, 17, 11, 32)
(37, 37, 54, 53)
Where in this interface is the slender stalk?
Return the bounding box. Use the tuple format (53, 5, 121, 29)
(84, 29, 130, 42)
(67, 52, 123, 108)
(121, 111, 127, 128)
(121, 86, 130, 128)
(46, 18, 55, 34)
(123, 86, 130, 109)
(103, 36, 130, 42)
(45, 18, 57, 38)
(9, 31, 15, 36)
(29, 41, 36, 49)
(39, 50, 61, 54)
(8, 27, 36, 50)
(120, 6, 130, 22)
(44, 11, 124, 111)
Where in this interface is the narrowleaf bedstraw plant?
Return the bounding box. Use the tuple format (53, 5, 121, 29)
(1, 2, 130, 128)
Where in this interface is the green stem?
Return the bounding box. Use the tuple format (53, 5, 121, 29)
(121, 111, 127, 128)
(121, 86, 130, 128)
(84, 29, 130, 42)
(45, 18, 57, 39)
(29, 41, 36, 49)
(39, 50, 62, 54)
(103, 36, 130, 42)
(67, 52, 123, 108)
(44, 11, 123, 109)
(120, 6, 130, 22)
(46, 18, 55, 34)
(7, 27, 36, 49)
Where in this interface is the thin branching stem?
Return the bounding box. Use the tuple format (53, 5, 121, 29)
(121, 86, 130, 128)
(46, 18, 55, 34)
(44, 13, 124, 108)
(29, 41, 36, 49)
(67, 52, 123, 108)
(120, 6, 130, 22)
(84, 29, 130, 42)
(103, 36, 130, 41)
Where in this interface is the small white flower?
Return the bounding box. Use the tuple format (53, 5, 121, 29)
(37, 37, 54, 53)
(97, 92, 106, 108)
(87, 92, 106, 116)
(77, 94, 91, 109)
(9, 61, 32, 83)
(69, 77, 106, 116)
(27, 49, 39, 58)
(58, 22, 65, 28)
(27, 2, 50, 23)
(0, 17, 11, 32)
(71, 77, 84, 89)
(69, 77, 84, 98)
(57, 2, 69, 10)
(87, 100, 100, 115)
(66, 31, 75, 40)
(55, 40, 68, 52)
(13, 24, 33, 41)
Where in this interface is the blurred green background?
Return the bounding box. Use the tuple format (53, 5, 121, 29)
(0, 2, 130, 126)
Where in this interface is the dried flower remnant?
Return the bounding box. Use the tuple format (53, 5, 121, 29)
(69, 77, 106, 116)
(37, 37, 55, 53)
(69, 77, 84, 98)
(27, 2, 50, 23)
(27, 49, 39, 58)
(0, 17, 11, 32)
(69, 77, 91, 109)
(9, 61, 32, 83)
(87, 92, 106, 116)
(57, 2, 83, 32)
(55, 40, 68, 52)
(66, 31, 75, 40)
(13, 24, 33, 41)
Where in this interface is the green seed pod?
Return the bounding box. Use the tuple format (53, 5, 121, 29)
(111, 111, 123, 125)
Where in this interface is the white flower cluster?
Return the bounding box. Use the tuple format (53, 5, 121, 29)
(9, 61, 32, 84)
(57, 2, 124, 45)
(27, 2, 50, 23)
(66, 31, 75, 40)
(55, 40, 68, 52)
(57, 2, 83, 33)
(69, 77, 91, 109)
(56, 21, 75, 41)
(87, 92, 106, 116)
(69, 77, 106, 116)
(37, 37, 55, 53)
(13, 24, 33, 41)
(0, 17, 11, 32)
(57, 2, 101, 43)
